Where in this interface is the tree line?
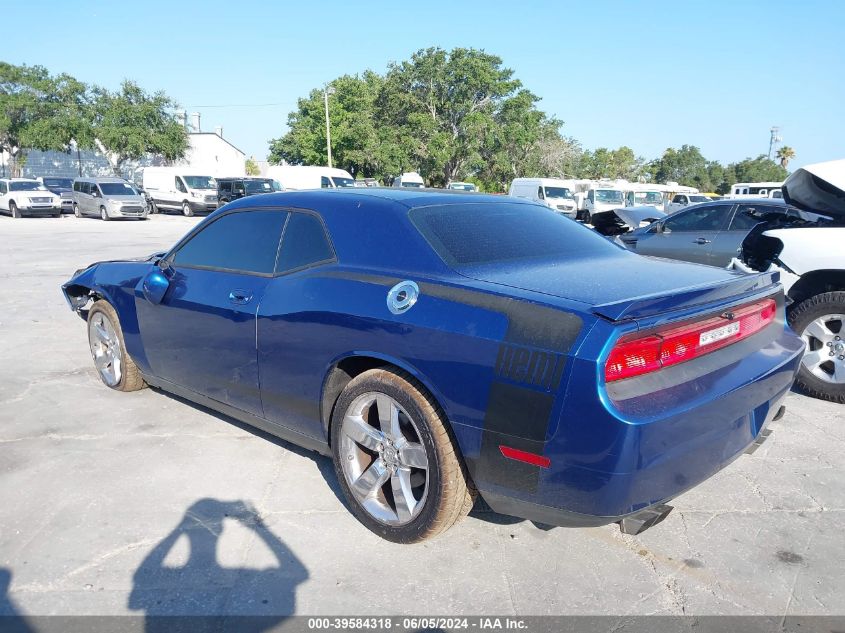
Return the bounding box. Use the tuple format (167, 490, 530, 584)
(269, 47, 794, 193)
(2, 54, 794, 192)
(0, 62, 187, 176)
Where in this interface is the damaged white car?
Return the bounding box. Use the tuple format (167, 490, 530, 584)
(729, 159, 845, 402)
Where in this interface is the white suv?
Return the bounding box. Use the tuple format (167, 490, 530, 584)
(0, 178, 62, 218)
(730, 159, 845, 402)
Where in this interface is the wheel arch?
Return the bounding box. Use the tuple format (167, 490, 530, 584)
(319, 352, 454, 449)
(787, 270, 845, 308)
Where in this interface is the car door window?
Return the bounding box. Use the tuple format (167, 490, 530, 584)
(275, 212, 335, 273)
(537, 186, 545, 200)
(0, 182, 6, 194)
(175, 177, 187, 193)
(730, 204, 772, 230)
(320, 176, 331, 188)
(219, 181, 232, 193)
(172, 210, 288, 274)
(664, 205, 731, 232)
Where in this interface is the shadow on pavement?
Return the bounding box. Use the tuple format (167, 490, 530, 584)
(0, 569, 34, 633)
(129, 499, 308, 632)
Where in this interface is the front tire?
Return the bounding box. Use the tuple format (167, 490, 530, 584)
(331, 368, 474, 543)
(9, 201, 20, 218)
(182, 201, 194, 217)
(87, 300, 145, 392)
(74, 203, 81, 218)
(100, 206, 110, 221)
(789, 291, 845, 403)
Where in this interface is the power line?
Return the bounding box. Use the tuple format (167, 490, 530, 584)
(188, 102, 293, 109)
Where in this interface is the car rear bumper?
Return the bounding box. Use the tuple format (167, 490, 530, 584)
(467, 322, 804, 527)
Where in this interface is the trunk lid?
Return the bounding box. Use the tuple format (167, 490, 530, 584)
(460, 252, 779, 321)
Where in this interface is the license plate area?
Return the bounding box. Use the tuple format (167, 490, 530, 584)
(699, 321, 740, 346)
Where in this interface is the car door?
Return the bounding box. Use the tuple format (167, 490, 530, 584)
(707, 203, 788, 267)
(79, 182, 94, 215)
(636, 204, 732, 265)
(136, 209, 288, 415)
(256, 210, 338, 439)
(0, 181, 8, 211)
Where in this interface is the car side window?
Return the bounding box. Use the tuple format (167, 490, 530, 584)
(0, 182, 6, 194)
(320, 176, 331, 188)
(664, 205, 731, 232)
(175, 177, 187, 193)
(172, 210, 288, 274)
(219, 181, 232, 193)
(730, 204, 772, 230)
(82, 182, 91, 195)
(672, 194, 685, 204)
(275, 212, 335, 274)
(537, 186, 545, 200)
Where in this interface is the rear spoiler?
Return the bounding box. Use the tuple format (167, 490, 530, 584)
(591, 271, 780, 322)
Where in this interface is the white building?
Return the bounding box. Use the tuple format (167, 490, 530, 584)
(178, 131, 245, 178)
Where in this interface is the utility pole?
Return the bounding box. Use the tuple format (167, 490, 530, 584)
(768, 126, 782, 161)
(324, 86, 336, 169)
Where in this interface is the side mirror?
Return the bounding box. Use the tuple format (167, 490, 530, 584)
(142, 264, 171, 304)
(91, 190, 100, 198)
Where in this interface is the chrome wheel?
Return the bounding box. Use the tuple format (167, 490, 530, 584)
(88, 311, 123, 386)
(74, 204, 81, 218)
(801, 314, 845, 384)
(339, 392, 429, 526)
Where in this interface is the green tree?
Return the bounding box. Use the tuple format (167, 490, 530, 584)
(91, 80, 188, 175)
(0, 62, 91, 175)
(728, 155, 788, 183)
(776, 146, 795, 169)
(268, 71, 395, 179)
(245, 156, 260, 175)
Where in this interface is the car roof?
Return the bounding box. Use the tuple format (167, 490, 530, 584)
(222, 188, 537, 275)
(74, 177, 130, 183)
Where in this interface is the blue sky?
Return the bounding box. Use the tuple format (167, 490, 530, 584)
(6, 0, 844, 167)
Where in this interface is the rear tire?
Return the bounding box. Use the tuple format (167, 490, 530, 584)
(9, 201, 20, 218)
(87, 300, 146, 392)
(182, 201, 194, 217)
(331, 367, 474, 543)
(789, 291, 845, 403)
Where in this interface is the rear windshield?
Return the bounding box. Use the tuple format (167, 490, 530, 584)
(409, 202, 618, 268)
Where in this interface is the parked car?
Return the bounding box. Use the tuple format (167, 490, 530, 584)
(508, 177, 578, 219)
(72, 178, 148, 221)
(728, 160, 845, 402)
(584, 186, 626, 223)
(0, 178, 62, 217)
(62, 190, 801, 542)
(217, 177, 282, 206)
(38, 176, 75, 214)
(141, 167, 218, 216)
(665, 193, 713, 214)
(618, 199, 802, 267)
(591, 205, 666, 236)
(447, 181, 478, 192)
(266, 166, 355, 190)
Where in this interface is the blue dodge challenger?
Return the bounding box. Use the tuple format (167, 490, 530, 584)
(62, 189, 803, 543)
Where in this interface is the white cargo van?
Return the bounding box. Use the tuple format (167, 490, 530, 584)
(142, 167, 218, 216)
(265, 166, 355, 190)
(392, 172, 425, 188)
(583, 185, 625, 223)
(727, 181, 784, 199)
(508, 177, 578, 219)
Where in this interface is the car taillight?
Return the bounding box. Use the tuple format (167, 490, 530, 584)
(605, 298, 777, 382)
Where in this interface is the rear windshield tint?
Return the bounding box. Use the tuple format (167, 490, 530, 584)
(408, 202, 618, 267)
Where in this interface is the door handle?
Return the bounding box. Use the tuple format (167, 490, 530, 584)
(228, 289, 253, 305)
(693, 237, 712, 244)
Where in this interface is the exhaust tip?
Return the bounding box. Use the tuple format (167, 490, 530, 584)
(619, 504, 673, 535)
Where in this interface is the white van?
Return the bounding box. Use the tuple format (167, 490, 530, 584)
(508, 177, 578, 219)
(727, 181, 784, 199)
(142, 167, 218, 216)
(265, 166, 355, 190)
(392, 172, 425, 188)
(583, 185, 625, 222)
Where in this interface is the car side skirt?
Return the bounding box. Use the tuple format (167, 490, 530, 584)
(142, 373, 332, 457)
